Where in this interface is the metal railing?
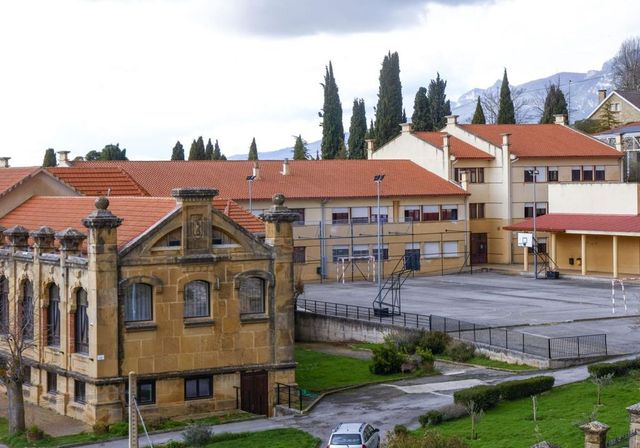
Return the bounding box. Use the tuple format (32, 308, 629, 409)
(296, 298, 608, 360)
(275, 382, 318, 412)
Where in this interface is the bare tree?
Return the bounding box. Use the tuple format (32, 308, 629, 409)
(481, 86, 534, 124)
(613, 36, 640, 91)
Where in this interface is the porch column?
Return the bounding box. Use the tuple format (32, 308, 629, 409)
(581, 234, 587, 276)
(550, 233, 557, 270)
(523, 245, 529, 272)
(612, 236, 619, 279)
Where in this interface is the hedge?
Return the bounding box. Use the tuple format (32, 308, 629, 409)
(588, 358, 640, 379)
(498, 376, 555, 401)
(453, 385, 501, 411)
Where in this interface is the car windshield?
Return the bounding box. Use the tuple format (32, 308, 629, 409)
(331, 433, 362, 444)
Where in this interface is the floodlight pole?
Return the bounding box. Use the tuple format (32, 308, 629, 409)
(530, 169, 539, 279)
(374, 174, 385, 303)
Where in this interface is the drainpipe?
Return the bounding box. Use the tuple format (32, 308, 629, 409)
(320, 199, 329, 280)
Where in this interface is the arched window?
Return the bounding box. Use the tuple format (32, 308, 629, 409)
(125, 283, 153, 322)
(239, 277, 265, 315)
(0, 276, 8, 334)
(47, 284, 60, 346)
(75, 289, 89, 354)
(184, 281, 210, 318)
(21, 280, 34, 341)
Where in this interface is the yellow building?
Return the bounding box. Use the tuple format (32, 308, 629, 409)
(586, 89, 640, 128)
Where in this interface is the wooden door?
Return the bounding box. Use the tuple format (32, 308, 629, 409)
(471, 233, 488, 264)
(240, 370, 269, 416)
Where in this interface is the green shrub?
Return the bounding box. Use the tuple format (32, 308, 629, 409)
(498, 376, 555, 401)
(453, 385, 500, 411)
(92, 422, 109, 435)
(416, 347, 435, 371)
(419, 410, 444, 427)
(588, 358, 640, 378)
(393, 424, 408, 435)
(370, 340, 407, 375)
(182, 425, 212, 447)
(419, 331, 451, 355)
(108, 421, 129, 436)
(446, 341, 476, 362)
(392, 330, 423, 355)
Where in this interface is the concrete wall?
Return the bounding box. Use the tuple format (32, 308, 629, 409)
(370, 131, 448, 179)
(549, 183, 639, 214)
(0, 172, 79, 217)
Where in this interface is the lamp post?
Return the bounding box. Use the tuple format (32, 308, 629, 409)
(528, 168, 539, 279)
(246, 175, 256, 213)
(374, 174, 385, 302)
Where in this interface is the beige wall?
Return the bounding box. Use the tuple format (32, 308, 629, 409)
(548, 183, 639, 214)
(590, 94, 640, 125)
(0, 172, 79, 217)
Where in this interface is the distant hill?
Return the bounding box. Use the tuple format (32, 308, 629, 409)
(229, 135, 327, 160)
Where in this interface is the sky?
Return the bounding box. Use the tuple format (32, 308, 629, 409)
(1, 0, 639, 166)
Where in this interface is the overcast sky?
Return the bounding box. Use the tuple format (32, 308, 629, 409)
(1, 0, 639, 165)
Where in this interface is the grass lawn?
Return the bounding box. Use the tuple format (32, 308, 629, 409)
(295, 346, 431, 393)
(202, 428, 319, 447)
(419, 375, 640, 447)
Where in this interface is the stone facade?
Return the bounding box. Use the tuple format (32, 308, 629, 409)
(0, 190, 296, 425)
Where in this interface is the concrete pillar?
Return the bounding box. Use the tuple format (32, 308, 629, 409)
(171, 188, 218, 256)
(627, 403, 640, 448)
(612, 236, 619, 279)
(580, 421, 609, 448)
(581, 234, 587, 276)
(523, 245, 529, 272)
(550, 233, 557, 270)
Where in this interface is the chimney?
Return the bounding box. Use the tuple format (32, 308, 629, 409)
(501, 133, 511, 148)
(281, 158, 290, 176)
(171, 188, 218, 255)
(445, 115, 459, 126)
(442, 133, 450, 150)
(400, 123, 412, 133)
(365, 139, 375, 159)
(252, 161, 260, 179)
(0, 157, 10, 168)
(598, 89, 607, 103)
(554, 114, 567, 125)
(57, 151, 71, 167)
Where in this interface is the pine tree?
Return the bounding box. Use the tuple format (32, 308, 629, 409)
(96, 144, 127, 160)
(320, 62, 345, 159)
(497, 69, 516, 124)
(471, 97, 486, 124)
(248, 137, 259, 160)
(428, 73, 450, 130)
(411, 87, 432, 131)
(212, 140, 222, 160)
(402, 108, 407, 123)
(293, 135, 310, 160)
(375, 51, 403, 147)
(188, 139, 199, 160)
(539, 84, 568, 124)
(348, 98, 367, 159)
(171, 141, 185, 160)
(196, 136, 206, 159)
(205, 138, 214, 159)
(42, 148, 57, 167)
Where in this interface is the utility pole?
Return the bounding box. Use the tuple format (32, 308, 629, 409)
(529, 168, 539, 279)
(374, 174, 385, 304)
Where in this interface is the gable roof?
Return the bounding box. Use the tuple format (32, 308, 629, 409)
(62, 160, 468, 200)
(413, 132, 495, 160)
(459, 124, 622, 158)
(505, 213, 640, 235)
(0, 167, 41, 196)
(587, 90, 640, 119)
(47, 166, 150, 196)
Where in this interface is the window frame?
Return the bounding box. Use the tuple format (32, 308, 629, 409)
(289, 208, 305, 225)
(331, 208, 349, 225)
(332, 246, 349, 263)
(372, 245, 389, 261)
(442, 241, 459, 258)
(548, 167, 559, 182)
(184, 280, 211, 319)
(350, 207, 370, 224)
(441, 205, 458, 221)
(21, 280, 34, 341)
(125, 283, 153, 323)
(595, 165, 605, 181)
(136, 380, 156, 405)
(47, 284, 61, 347)
(571, 166, 582, 182)
(403, 206, 421, 223)
(47, 371, 57, 394)
(422, 205, 440, 222)
(239, 277, 266, 316)
(469, 203, 485, 220)
(582, 165, 594, 181)
(74, 380, 87, 404)
(370, 206, 389, 224)
(423, 242, 440, 259)
(0, 276, 8, 334)
(184, 375, 213, 401)
(352, 244, 370, 258)
(293, 246, 306, 264)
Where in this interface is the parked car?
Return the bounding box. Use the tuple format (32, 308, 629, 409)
(327, 422, 380, 448)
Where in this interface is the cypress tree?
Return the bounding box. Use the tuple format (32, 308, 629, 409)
(411, 87, 432, 131)
(42, 148, 57, 167)
(471, 97, 486, 124)
(205, 138, 214, 159)
(293, 135, 309, 160)
(248, 137, 259, 160)
(374, 51, 403, 147)
(171, 141, 185, 160)
(497, 69, 516, 124)
(428, 73, 450, 130)
(212, 140, 222, 160)
(366, 119, 376, 140)
(196, 136, 206, 159)
(320, 62, 345, 159)
(540, 84, 568, 124)
(188, 139, 199, 160)
(348, 98, 367, 159)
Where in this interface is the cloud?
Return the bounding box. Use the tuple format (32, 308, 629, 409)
(215, 0, 488, 36)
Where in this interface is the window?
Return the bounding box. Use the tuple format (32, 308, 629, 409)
(422, 205, 440, 222)
(403, 206, 421, 222)
(21, 281, 34, 341)
(47, 372, 57, 394)
(548, 167, 559, 182)
(47, 284, 61, 346)
(537, 237, 547, 254)
(352, 245, 369, 258)
(441, 205, 458, 221)
(293, 246, 306, 264)
(524, 168, 534, 183)
(571, 166, 581, 181)
(332, 246, 349, 263)
(610, 102, 621, 112)
(0, 276, 8, 334)
(423, 242, 440, 259)
(75, 289, 89, 354)
(185, 375, 213, 400)
(184, 281, 210, 318)
(351, 207, 369, 224)
(239, 277, 265, 315)
(583, 165, 594, 181)
(212, 229, 234, 245)
(372, 245, 389, 260)
(525, 203, 547, 217)
(370, 206, 389, 223)
(137, 380, 155, 405)
(524, 167, 546, 182)
(454, 168, 484, 183)
(595, 165, 605, 181)
(331, 208, 349, 224)
(125, 283, 153, 322)
(74, 380, 86, 403)
(22, 366, 31, 385)
(469, 203, 485, 220)
(443, 241, 459, 258)
(290, 208, 305, 225)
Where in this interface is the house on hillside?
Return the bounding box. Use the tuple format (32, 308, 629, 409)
(595, 121, 640, 182)
(586, 89, 640, 129)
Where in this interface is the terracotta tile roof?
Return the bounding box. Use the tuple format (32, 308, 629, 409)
(65, 160, 468, 199)
(212, 198, 265, 234)
(0, 167, 41, 196)
(413, 132, 495, 160)
(504, 214, 640, 234)
(460, 124, 623, 159)
(48, 166, 149, 196)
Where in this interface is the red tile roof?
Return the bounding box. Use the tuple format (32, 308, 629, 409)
(504, 214, 640, 234)
(63, 160, 468, 200)
(460, 124, 623, 159)
(413, 132, 495, 160)
(48, 166, 149, 196)
(213, 199, 264, 234)
(0, 167, 41, 196)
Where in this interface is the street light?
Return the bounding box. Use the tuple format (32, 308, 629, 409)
(246, 175, 256, 213)
(528, 169, 539, 279)
(374, 174, 385, 302)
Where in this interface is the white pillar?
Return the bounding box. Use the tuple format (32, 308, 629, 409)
(523, 245, 529, 272)
(581, 234, 587, 276)
(550, 233, 557, 270)
(612, 236, 619, 279)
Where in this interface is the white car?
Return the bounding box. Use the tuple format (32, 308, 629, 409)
(327, 422, 380, 448)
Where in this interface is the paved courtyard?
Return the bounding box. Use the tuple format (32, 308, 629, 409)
(302, 271, 640, 355)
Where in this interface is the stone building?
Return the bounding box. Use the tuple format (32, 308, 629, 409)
(586, 89, 640, 128)
(0, 189, 297, 424)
